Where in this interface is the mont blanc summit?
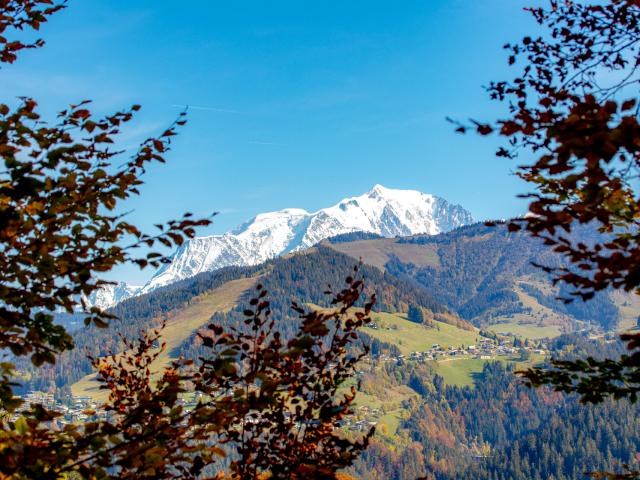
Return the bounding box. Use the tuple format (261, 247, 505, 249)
(90, 185, 473, 308)
(142, 185, 473, 293)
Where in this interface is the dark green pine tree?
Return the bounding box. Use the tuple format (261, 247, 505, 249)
(407, 304, 424, 324)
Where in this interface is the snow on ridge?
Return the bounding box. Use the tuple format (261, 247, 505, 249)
(84, 282, 142, 311)
(99, 185, 474, 306)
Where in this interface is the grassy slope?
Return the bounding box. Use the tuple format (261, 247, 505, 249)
(326, 239, 440, 270)
(436, 358, 487, 387)
(487, 322, 562, 339)
(72, 276, 257, 401)
(436, 353, 545, 387)
(611, 290, 640, 331)
(364, 312, 481, 354)
(486, 280, 571, 332)
(363, 312, 545, 387)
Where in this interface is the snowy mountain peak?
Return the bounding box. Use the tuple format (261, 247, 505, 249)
(84, 282, 142, 311)
(369, 183, 415, 198)
(82, 185, 473, 309)
(136, 185, 473, 296)
(233, 208, 309, 236)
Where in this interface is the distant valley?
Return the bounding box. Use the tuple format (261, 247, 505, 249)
(40, 186, 639, 479)
(45, 220, 634, 398)
(32, 224, 640, 480)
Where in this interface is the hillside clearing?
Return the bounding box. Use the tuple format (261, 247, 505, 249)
(437, 358, 487, 387)
(362, 312, 548, 387)
(72, 276, 257, 402)
(326, 239, 440, 270)
(363, 311, 480, 355)
(487, 322, 562, 339)
(611, 290, 640, 331)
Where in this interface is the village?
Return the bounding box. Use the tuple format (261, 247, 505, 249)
(369, 329, 547, 366)
(12, 390, 205, 427)
(13, 332, 549, 433)
(341, 332, 550, 434)
(13, 391, 105, 426)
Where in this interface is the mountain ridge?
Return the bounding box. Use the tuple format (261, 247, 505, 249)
(88, 185, 474, 309)
(326, 222, 623, 332)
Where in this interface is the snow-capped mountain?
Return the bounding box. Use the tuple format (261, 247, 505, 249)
(85, 185, 473, 309)
(140, 184, 473, 295)
(84, 282, 142, 310)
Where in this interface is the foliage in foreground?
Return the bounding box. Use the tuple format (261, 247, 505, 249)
(457, 2, 640, 476)
(0, 274, 375, 479)
(0, 2, 373, 478)
(459, 0, 640, 409)
(0, 0, 211, 381)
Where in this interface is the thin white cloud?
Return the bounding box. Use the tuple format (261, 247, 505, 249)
(216, 208, 237, 214)
(171, 104, 239, 114)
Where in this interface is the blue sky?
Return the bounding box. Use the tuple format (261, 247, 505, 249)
(3, 0, 539, 283)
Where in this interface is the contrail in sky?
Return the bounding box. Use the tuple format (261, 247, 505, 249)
(171, 104, 239, 114)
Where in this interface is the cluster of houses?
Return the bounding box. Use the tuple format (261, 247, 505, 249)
(12, 334, 549, 432)
(13, 391, 105, 425)
(373, 337, 546, 365)
(341, 405, 379, 432)
(12, 390, 212, 427)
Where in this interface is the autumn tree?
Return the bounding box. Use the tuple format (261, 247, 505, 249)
(1, 277, 375, 479)
(0, 1, 374, 478)
(0, 0, 211, 379)
(463, 1, 640, 477)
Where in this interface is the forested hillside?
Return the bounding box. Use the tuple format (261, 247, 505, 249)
(351, 338, 638, 480)
(175, 245, 453, 362)
(21, 265, 262, 391)
(329, 223, 620, 332)
(26, 225, 624, 394)
(24, 246, 451, 393)
(17, 229, 639, 480)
